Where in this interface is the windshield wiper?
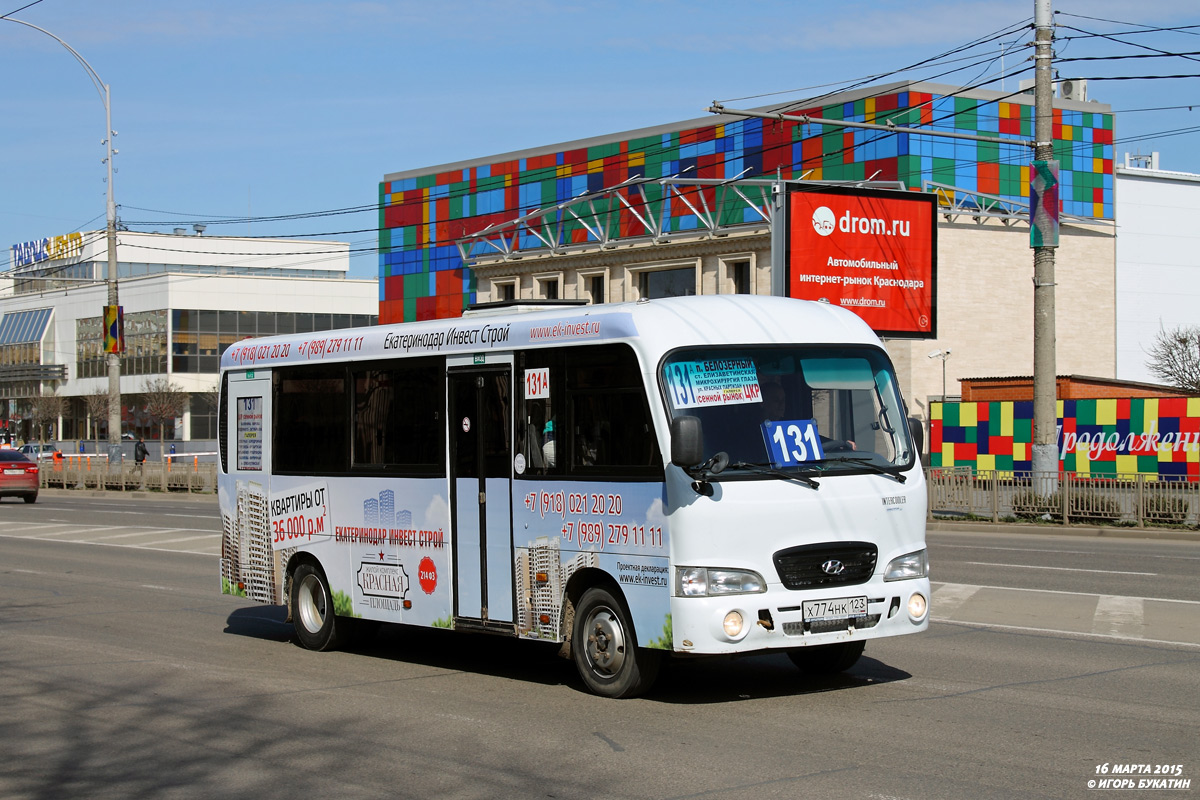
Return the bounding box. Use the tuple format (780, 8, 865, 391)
(818, 455, 907, 483)
(726, 461, 820, 490)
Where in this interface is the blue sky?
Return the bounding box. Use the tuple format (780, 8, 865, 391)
(2, 0, 1197, 279)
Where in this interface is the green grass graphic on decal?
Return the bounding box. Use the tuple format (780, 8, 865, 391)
(648, 614, 673, 650)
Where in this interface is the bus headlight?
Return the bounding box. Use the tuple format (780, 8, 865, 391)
(676, 567, 766, 596)
(884, 549, 928, 581)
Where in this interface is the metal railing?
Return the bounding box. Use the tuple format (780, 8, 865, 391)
(926, 468, 1200, 529)
(32, 459, 1200, 527)
(40, 454, 217, 494)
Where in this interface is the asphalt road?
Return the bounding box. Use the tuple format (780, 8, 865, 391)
(0, 491, 1196, 799)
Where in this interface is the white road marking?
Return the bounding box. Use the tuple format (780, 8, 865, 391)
(934, 581, 1200, 606)
(87, 529, 179, 540)
(931, 583, 980, 615)
(0, 524, 72, 534)
(936, 542, 1200, 561)
(933, 618, 1200, 649)
(1093, 595, 1145, 639)
(152, 534, 218, 545)
(965, 561, 1155, 576)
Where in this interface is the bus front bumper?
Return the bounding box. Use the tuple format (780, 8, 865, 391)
(667, 577, 930, 655)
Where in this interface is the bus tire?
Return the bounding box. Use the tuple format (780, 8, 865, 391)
(572, 586, 661, 698)
(787, 640, 864, 675)
(291, 563, 346, 652)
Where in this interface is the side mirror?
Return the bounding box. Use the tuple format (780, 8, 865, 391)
(670, 416, 704, 468)
(907, 415, 925, 456)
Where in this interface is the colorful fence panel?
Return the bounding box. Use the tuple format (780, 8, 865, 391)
(931, 398, 1200, 480)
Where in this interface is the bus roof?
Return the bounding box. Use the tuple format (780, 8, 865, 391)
(220, 295, 882, 373)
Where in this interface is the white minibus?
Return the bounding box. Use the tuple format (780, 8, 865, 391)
(218, 294, 929, 697)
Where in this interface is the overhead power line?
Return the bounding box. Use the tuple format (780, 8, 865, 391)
(1054, 14, 1200, 37)
(1069, 74, 1200, 81)
(1059, 51, 1200, 63)
(1056, 23, 1200, 65)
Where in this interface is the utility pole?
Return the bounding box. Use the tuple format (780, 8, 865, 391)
(1031, 0, 1059, 487)
(103, 84, 122, 465)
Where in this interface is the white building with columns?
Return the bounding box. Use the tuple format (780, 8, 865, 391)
(2, 228, 376, 445)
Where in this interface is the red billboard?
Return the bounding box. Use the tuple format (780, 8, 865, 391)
(787, 186, 936, 338)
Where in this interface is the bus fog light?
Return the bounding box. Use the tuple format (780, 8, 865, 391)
(723, 611, 744, 637)
(907, 593, 927, 620)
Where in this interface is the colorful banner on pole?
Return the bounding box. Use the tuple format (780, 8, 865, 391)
(1030, 160, 1060, 248)
(103, 305, 124, 354)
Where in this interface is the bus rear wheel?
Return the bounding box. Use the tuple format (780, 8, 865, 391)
(787, 640, 864, 675)
(291, 563, 347, 652)
(572, 586, 661, 698)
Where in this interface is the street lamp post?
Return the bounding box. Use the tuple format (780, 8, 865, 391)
(4, 17, 122, 463)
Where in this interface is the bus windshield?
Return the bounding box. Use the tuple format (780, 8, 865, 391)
(661, 345, 914, 475)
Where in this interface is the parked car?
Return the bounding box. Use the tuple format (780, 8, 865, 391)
(18, 443, 61, 461)
(0, 450, 38, 503)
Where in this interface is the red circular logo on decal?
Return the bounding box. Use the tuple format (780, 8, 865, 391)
(418, 557, 437, 594)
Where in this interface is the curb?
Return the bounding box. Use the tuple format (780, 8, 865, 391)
(929, 518, 1199, 542)
(38, 487, 216, 503)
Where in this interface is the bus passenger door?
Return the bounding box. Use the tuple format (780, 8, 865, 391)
(449, 365, 514, 628)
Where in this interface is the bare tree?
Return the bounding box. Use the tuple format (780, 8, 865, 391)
(1146, 325, 1200, 393)
(30, 391, 63, 443)
(141, 378, 188, 444)
(199, 382, 219, 417)
(196, 382, 220, 440)
(85, 387, 110, 441)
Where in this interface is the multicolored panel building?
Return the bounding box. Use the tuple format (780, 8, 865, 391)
(931, 398, 1200, 480)
(378, 81, 1113, 323)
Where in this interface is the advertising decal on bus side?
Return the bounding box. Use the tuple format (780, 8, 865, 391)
(221, 312, 639, 370)
(513, 481, 671, 648)
(225, 476, 453, 627)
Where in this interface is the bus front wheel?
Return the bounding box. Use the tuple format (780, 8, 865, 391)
(291, 563, 346, 652)
(787, 640, 864, 675)
(572, 586, 661, 698)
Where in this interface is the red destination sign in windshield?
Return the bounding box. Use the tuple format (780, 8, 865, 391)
(787, 187, 936, 338)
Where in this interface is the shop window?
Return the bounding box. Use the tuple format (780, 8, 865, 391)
(639, 267, 695, 299)
(729, 260, 751, 294)
(588, 274, 605, 304)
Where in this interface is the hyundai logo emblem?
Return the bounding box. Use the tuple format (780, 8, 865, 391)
(821, 559, 846, 575)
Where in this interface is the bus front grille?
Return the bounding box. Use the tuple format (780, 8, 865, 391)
(773, 541, 878, 590)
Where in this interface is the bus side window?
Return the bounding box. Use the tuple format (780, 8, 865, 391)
(566, 344, 662, 476)
(274, 365, 349, 475)
(519, 351, 561, 477)
(351, 357, 444, 475)
(518, 344, 662, 479)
